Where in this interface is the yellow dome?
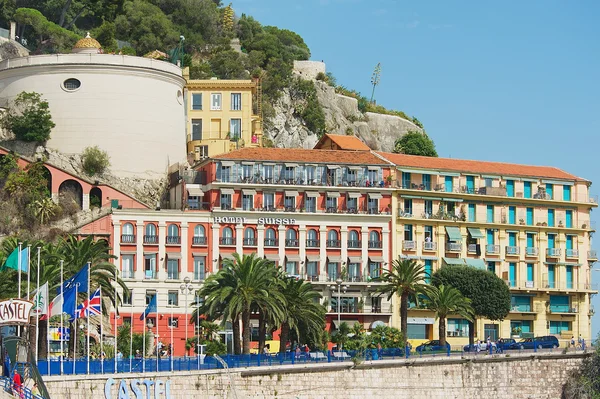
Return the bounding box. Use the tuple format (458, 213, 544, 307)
(74, 32, 101, 49)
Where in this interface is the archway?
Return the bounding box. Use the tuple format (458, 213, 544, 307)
(41, 166, 52, 196)
(58, 179, 83, 210)
(90, 187, 102, 208)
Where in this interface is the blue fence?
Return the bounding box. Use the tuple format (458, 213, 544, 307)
(0, 376, 42, 399)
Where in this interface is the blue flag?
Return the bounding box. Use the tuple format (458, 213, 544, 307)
(59, 264, 89, 294)
(62, 285, 79, 320)
(2, 247, 29, 273)
(140, 294, 157, 320)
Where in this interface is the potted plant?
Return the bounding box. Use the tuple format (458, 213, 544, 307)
(519, 218, 525, 225)
(358, 298, 364, 313)
(385, 175, 393, 187)
(511, 327, 522, 338)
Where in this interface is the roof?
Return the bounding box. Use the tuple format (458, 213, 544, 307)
(378, 152, 586, 182)
(74, 33, 101, 49)
(314, 134, 371, 151)
(211, 147, 389, 165)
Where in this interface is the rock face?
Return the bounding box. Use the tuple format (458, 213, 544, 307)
(266, 79, 422, 152)
(0, 38, 29, 63)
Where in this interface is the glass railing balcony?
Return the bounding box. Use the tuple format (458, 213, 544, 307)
(121, 269, 134, 279)
(166, 236, 181, 245)
(121, 234, 135, 243)
(549, 305, 577, 314)
(143, 235, 158, 244)
(144, 270, 157, 279)
(167, 271, 179, 280)
(403, 241, 416, 250)
(285, 239, 299, 247)
(510, 304, 532, 312)
(368, 240, 382, 249)
(546, 248, 562, 257)
(347, 240, 361, 248)
(192, 236, 207, 245)
(525, 247, 538, 256)
(565, 249, 579, 258)
(423, 241, 437, 251)
(589, 250, 598, 259)
(505, 246, 520, 256)
(486, 245, 500, 254)
(306, 239, 320, 248)
(304, 274, 319, 282)
(446, 242, 461, 252)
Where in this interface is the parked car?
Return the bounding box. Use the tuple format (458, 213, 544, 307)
(416, 340, 451, 352)
(496, 338, 517, 350)
(463, 342, 495, 352)
(509, 336, 559, 350)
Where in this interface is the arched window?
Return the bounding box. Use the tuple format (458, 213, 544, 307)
(327, 230, 340, 248)
(265, 228, 277, 247)
(144, 224, 157, 244)
(145, 223, 157, 236)
(369, 230, 381, 248)
(122, 223, 135, 243)
(285, 229, 298, 247)
(221, 227, 234, 245)
(167, 224, 180, 244)
(244, 227, 256, 245)
(328, 230, 339, 241)
(306, 229, 318, 248)
(348, 230, 360, 248)
(193, 225, 206, 245)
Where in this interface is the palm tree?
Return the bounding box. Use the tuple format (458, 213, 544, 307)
(277, 277, 325, 353)
(377, 258, 428, 336)
(331, 321, 351, 350)
(424, 285, 474, 346)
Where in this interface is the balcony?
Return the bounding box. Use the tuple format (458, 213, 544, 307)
(565, 249, 579, 258)
(166, 236, 181, 245)
(264, 238, 278, 247)
(121, 234, 135, 244)
(548, 305, 578, 314)
(525, 247, 538, 256)
(589, 250, 598, 259)
(285, 239, 299, 247)
(326, 207, 339, 214)
(219, 237, 234, 245)
(486, 245, 500, 255)
(445, 242, 461, 252)
(423, 241, 437, 251)
(192, 236, 207, 245)
(167, 270, 179, 280)
(467, 244, 477, 254)
(346, 207, 359, 214)
(510, 304, 532, 313)
(143, 235, 158, 244)
(505, 246, 520, 256)
(546, 248, 561, 257)
(506, 280, 536, 290)
(403, 241, 416, 251)
(304, 274, 319, 282)
(121, 269, 134, 279)
(347, 240, 362, 249)
(306, 239, 320, 248)
(144, 270, 157, 280)
(243, 238, 257, 246)
(368, 240, 382, 249)
(326, 240, 341, 248)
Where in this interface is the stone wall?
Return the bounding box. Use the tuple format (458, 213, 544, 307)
(293, 61, 326, 80)
(42, 352, 587, 399)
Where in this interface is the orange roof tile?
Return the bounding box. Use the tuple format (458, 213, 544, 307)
(377, 152, 586, 182)
(314, 134, 371, 151)
(212, 147, 388, 165)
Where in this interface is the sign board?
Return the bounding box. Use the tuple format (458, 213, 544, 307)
(213, 216, 297, 226)
(0, 299, 33, 325)
(105, 378, 171, 399)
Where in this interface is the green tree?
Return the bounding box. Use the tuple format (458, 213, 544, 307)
(92, 20, 118, 52)
(377, 258, 428, 336)
(209, 50, 248, 79)
(432, 265, 510, 347)
(277, 277, 325, 353)
(29, 198, 57, 225)
(562, 334, 600, 398)
(1, 91, 55, 143)
(13, 8, 80, 52)
(81, 146, 110, 176)
(117, 323, 150, 358)
(424, 285, 474, 347)
(393, 131, 438, 157)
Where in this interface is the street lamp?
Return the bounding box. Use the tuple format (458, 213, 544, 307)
(180, 277, 194, 357)
(330, 278, 349, 349)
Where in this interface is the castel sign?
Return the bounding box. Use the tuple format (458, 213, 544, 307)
(104, 378, 171, 399)
(0, 299, 33, 325)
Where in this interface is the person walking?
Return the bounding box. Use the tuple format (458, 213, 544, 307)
(12, 371, 23, 399)
(571, 336, 576, 350)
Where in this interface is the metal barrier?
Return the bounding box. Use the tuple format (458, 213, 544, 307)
(0, 376, 43, 399)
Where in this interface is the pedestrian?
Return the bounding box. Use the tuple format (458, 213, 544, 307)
(295, 346, 301, 360)
(263, 344, 270, 357)
(496, 338, 503, 354)
(12, 371, 23, 399)
(581, 338, 586, 351)
(476, 340, 481, 354)
(304, 344, 310, 359)
(377, 342, 383, 359)
(31, 382, 40, 397)
(135, 349, 142, 359)
(571, 336, 575, 349)
(578, 334, 583, 346)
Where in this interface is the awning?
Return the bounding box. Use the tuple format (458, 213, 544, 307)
(192, 252, 207, 257)
(327, 192, 341, 198)
(367, 166, 381, 171)
(370, 320, 387, 329)
(559, 262, 582, 267)
(332, 320, 360, 328)
(443, 257, 465, 266)
(220, 160, 234, 167)
(285, 190, 298, 197)
(284, 162, 299, 167)
(120, 251, 136, 255)
(445, 226, 462, 242)
(264, 253, 280, 262)
(220, 188, 234, 195)
(542, 179, 573, 186)
(368, 193, 383, 199)
(187, 184, 204, 197)
(305, 191, 320, 198)
(369, 256, 385, 263)
(443, 198, 463, 202)
(220, 253, 235, 260)
(285, 254, 301, 262)
(464, 258, 486, 270)
(306, 254, 321, 262)
(166, 252, 181, 259)
(348, 166, 362, 171)
(143, 252, 157, 256)
(525, 231, 539, 235)
(398, 168, 439, 175)
(441, 172, 460, 177)
(242, 189, 256, 195)
(327, 256, 342, 263)
(407, 317, 435, 325)
(241, 161, 255, 165)
(327, 165, 340, 169)
(467, 228, 485, 239)
(420, 256, 439, 261)
(348, 256, 362, 263)
(347, 192, 362, 199)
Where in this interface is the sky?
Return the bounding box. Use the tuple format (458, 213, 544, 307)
(233, 0, 600, 337)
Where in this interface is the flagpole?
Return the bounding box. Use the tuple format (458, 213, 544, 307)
(156, 294, 159, 372)
(129, 295, 133, 372)
(86, 262, 91, 375)
(27, 244, 31, 299)
(35, 247, 41, 362)
(73, 285, 77, 375)
(170, 302, 173, 371)
(100, 287, 104, 374)
(59, 260, 64, 375)
(142, 309, 146, 373)
(17, 242, 22, 299)
(197, 292, 200, 370)
(113, 268, 118, 374)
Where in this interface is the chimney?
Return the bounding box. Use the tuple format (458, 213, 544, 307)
(9, 21, 16, 41)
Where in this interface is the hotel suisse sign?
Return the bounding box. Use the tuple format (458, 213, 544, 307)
(213, 216, 297, 226)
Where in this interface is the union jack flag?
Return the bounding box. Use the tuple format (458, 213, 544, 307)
(76, 288, 102, 318)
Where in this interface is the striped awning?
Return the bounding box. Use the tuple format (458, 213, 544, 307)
(464, 258, 486, 270)
(443, 257, 465, 266)
(445, 226, 462, 242)
(467, 228, 485, 239)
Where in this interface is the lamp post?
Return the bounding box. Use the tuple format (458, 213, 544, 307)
(330, 278, 349, 349)
(180, 277, 194, 357)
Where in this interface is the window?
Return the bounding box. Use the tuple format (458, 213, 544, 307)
(242, 194, 253, 211)
(348, 261, 360, 281)
(220, 165, 231, 182)
(191, 93, 202, 110)
(327, 262, 339, 281)
(484, 178, 493, 187)
(306, 166, 316, 182)
(191, 119, 203, 141)
(144, 224, 157, 244)
(546, 184, 554, 200)
(506, 180, 515, 197)
(508, 206, 516, 224)
(194, 145, 208, 159)
(220, 193, 232, 209)
(565, 210, 573, 228)
(193, 256, 206, 280)
(63, 78, 81, 90)
(284, 195, 296, 210)
(468, 204, 476, 222)
(231, 93, 242, 111)
(263, 192, 275, 210)
(404, 224, 413, 241)
(265, 228, 277, 246)
(168, 291, 179, 306)
(242, 165, 252, 179)
(283, 166, 295, 181)
(285, 261, 297, 275)
(510, 320, 531, 337)
(511, 295, 531, 312)
(122, 223, 134, 243)
(424, 201, 433, 217)
(123, 290, 132, 306)
(263, 165, 274, 181)
(168, 317, 179, 328)
(327, 230, 340, 247)
(347, 196, 357, 211)
(550, 295, 570, 313)
(305, 196, 316, 213)
(306, 261, 318, 279)
(210, 93, 222, 110)
(526, 208, 534, 226)
(422, 174, 431, 190)
(407, 324, 427, 339)
(167, 258, 179, 280)
(167, 224, 180, 244)
(486, 205, 494, 223)
(348, 230, 360, 248)
(487, 261, 496, 274)
(403, 199, 413, 215)
(145, 290, 156, 306)
(548, 209, 555, 227)
(230, 119, 241, 140)
(346, 169, 357, 185)
(563, 185, 571, 201)
(193, 225, 206, 245)
(369, 231, 381, 248)
(144, 254, 156, 279)
(447, 319, 469, 337)
(402, 172, 411, 188)
(244, 227, 256, 246)
(424, 226, 433, 242)
(307, 229, 319, 247)
(424, 260, 432, 283)
(369, 261, 380, 278)
(285, 229, 298, 247)
(367, 197, 378, 214)
(122, 255, 134, 279)
(444, 176, 453, 193)
(326, 196, 337, 210)
(367, 169, 378, 184)
(509, 262, 516, 287)
(526, 263, 534, 283)
(221, 227, 234, 245)
(549, 321, 570, 334)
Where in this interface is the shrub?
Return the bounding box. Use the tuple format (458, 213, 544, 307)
(1, 91, 55, 143)
(315, 72, 326, 81)
(81, 146, 110, 176)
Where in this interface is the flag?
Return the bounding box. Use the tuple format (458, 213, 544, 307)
(2, 247, 29, 272)
(48, 292, 64, 318)
(59, 264, 89, 294)
(32, 282, 49, 316)
(76, 289, 101, 319)
(61, 286, 79, 320)
(140, 294, 157, 320)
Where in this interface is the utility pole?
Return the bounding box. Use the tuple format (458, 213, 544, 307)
(370, 62, 381, 104)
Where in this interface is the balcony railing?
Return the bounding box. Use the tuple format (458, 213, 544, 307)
(326, 240, 341, 248)
(589, 250, 598, 259)
(347, 240, 362, 249)
(546, 248, 562, 257)
(446, 242, 461, 252)
(264, 238, 278, 247)
(219, 237, 234, 245)
(486, 245, 500, 254)
(243, 238, 257, 246)
(368, 240, 382, 249)
(144, 270, 157, 279)
(167, 270, 179, 280)
(306, 239, 320, 248)
(166, 236, 181, 245)
(525, 247, 538, 256)
(285, 239, 299, 247)
(121, 269, 134, 279)
(510, 304, 532, 312)
(565, 249, 579, 258)
(121, 234, 135, 243)
(505, 246, 520, 256)
(423, 241, 437, 251)
(467, 244, 477, 253)
(403, 241, 416, 250)
(143, 235, 158, 244)
(548, 305, 578, 314)
(192, 236, 207, 245)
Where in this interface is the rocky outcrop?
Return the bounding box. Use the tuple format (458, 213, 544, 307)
(266, 80, 422, 152)
(0, 38, 29, 62)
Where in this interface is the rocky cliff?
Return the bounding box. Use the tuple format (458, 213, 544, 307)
(266, 77, 423, 152)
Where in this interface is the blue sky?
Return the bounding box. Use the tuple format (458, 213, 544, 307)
(234, 0, 600, 336)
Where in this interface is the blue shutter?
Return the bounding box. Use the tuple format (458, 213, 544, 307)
(445, 176, 453, 192)
(468, 204, 475, 222)
(523, 182, 532, 198)
(546, 184, 553, 199)
(526, 208, 533, 225)
(487, 205, 494, 223)
(563, 185, 571, 201)
(548, 209, 555, 227)
(506, 180, 514, 197)
(466, 176, 474, 193)
(508, 206, 516, 224)
(509, 263, 516, 287)
(566, 210, 572, 228)
(526, 264, 534, 282)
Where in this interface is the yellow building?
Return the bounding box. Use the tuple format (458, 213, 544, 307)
(381, 151, 597, 348)
(183, 68, 263, 162)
